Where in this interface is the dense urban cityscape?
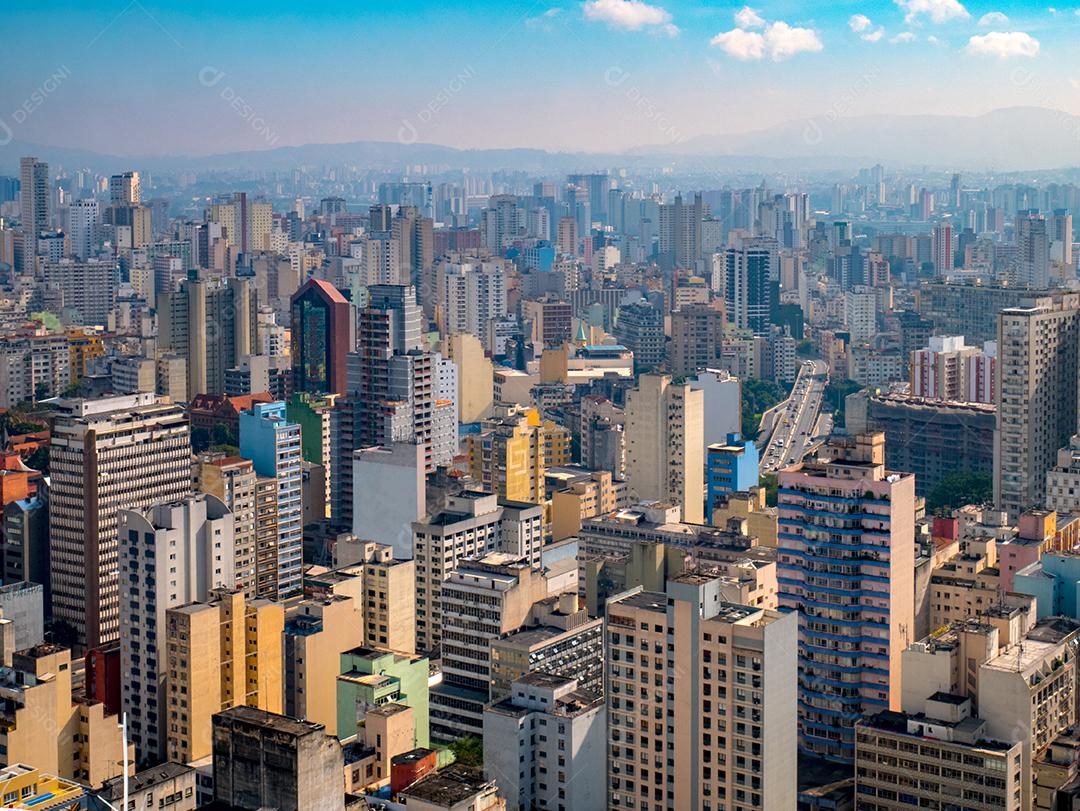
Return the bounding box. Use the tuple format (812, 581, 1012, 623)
(2, 1, 1080, 809)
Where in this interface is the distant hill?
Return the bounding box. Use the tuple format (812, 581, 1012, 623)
(639, 107, 1080, 170)
(1, 107, 1077, 174)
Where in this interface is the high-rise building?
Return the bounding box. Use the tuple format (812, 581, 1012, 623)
(0, 644, 130, 787)
(777, 432, 916, 762)
(668, 304, 724, 376)
(725, 246, 772, 337)
(465, 404, 546, 505)
(240, 401, 303, 599)
(605, 578, 797, 810)
(614, 300, 665, 372)
(625, 374, 704, 524)
(119, 494, 235, 764)
(332, 284, 431, 524)
(429, 554, 553, 741)
(49, 393, 192, 649)
(658, 192, 704, 268)
(109, 171, 140, 205)
(283, 595, 364, 737)
(1051, 208, 1073, 267)
(194, 454, 259, 598)
(412, 492, 504, 652)
(910, 335, 997, 404)
(437, 258, 507, 346)
(484, 673, 606, 811)
(19, 157, 49, 275)
(1016, 210, 1051, 287)
(157, 277, 257, 397)
(290, 278, 352, 397)
(68, 198, 99, 260)
(164, 589, 284, 764)
(995, 291, 1080, 519)
(40, 259, 120, 326)
(932, 222, 954, 275)
(441, 333, 493, 423)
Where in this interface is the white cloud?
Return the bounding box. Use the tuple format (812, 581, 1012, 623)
(965, 30, 1040, 58)
(710, 27, 766, 59)
(1070, 78, 1080, 89)
(849, 13, 872, 32)
(583, 0, 679, 34)
(890, 31, 917, 42)
(711, 19, 822, 60)
(927, 34, 941, 44)
(712, 10, 822, 60)
(977, 11, 1008, 25)
(734, 5, 765, 29)
(850, 14, 885, 41)
(763, 21, 824, 60)
(894, 0, 970, 24)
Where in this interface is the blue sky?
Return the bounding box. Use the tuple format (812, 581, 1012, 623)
(0, 0, 1078, 154)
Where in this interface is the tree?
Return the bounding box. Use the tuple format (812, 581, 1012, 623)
(761, 473, 778, 507)
(926, 472, 993, 515)
(449, 735, 484, 768)
(191, 427, 211, 454)
(741, 378, 791, 441)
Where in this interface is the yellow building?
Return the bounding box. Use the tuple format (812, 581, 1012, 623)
(0, 764, 84, 809)
(283, 595, 365, 737)
(541, 420, 571, 467)
(466, 404, 545, 504)
(709, 486, 778, 547)
(0, 645, 131, 787)
(164, 590, 284, 763)
(66, 329, 104, 383)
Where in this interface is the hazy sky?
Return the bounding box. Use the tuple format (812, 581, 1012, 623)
(1, 0, 1078, 155)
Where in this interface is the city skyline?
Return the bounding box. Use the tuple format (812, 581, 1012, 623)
(1, 0, 1079, 157)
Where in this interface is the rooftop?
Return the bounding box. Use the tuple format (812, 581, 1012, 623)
(399, 766, 494, 805)
(215, 706, 326, 737)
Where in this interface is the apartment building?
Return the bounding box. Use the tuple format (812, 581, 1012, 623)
(605, 578, 797, 811)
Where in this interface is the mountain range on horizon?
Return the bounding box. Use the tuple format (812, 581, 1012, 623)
(1, 106, 1077, 176)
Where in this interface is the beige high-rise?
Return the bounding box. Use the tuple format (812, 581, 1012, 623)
(995, 291, 1080, 519)
(49, 393, 192, 650)
(625, 374, 704, 524)
(164, 589, 284, 763)
(606, 578, 797, 811)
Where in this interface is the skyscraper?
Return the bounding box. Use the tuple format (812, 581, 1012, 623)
(119, 494, 235, 763)
(725, 246, 773, 337)
(290, 278, 351, 397)
(777, 432, 916, 762)
(49, 393, 192, 649)
(625, 373, 704, 524)
(157, 276, 257, 397)
(995, 291, 1080, 519)
(18, 157, 49, 275)
(605, 578, 797, 809)
(332, 284, 432, 525)
(1016, 210, 1051, 288)
(240, 401, 303, 599)
(932, 222, 953, 276)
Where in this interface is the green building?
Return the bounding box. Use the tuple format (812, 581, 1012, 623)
(337, 646, 430, 747)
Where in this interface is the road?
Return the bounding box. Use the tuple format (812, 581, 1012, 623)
(759, 359, 829, 475)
